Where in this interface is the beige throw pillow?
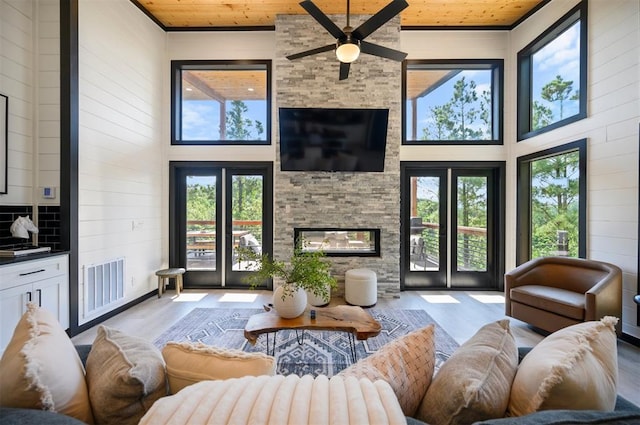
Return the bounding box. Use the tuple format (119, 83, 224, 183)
(415, 319, 518, 425)
(0, 304, 94, 424)
(508, 316, 619, 416)
(85, 326, 167, 425)
(162, 341, 277, 394)
(338, 324, 435, 417)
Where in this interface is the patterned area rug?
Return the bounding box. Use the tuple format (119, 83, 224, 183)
(154, 308, 459, 377)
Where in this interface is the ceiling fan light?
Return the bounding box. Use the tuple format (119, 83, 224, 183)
(336, 42, 360, 63)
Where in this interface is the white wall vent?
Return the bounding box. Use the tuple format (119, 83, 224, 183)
(84, 257, 125, 315)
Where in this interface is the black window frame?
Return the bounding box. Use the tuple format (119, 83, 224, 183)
(516, 139, 587, 265)
(402, 59, 504, 146)
(517, 1, 587, 141)
(171, 60, 272, 146)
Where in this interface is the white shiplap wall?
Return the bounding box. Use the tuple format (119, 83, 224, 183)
(37, 0, 59, 205)
(0, 0, 34, 204)
(78, 0, 166, 324)
(510, 0, 640, 338)
(0, 0, 59, 207)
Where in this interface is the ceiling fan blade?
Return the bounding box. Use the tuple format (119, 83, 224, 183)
(352, 0, 409, 41)
(339, 62, 351, 80)
(287, 44, 336, 60)
(360, 40, 407, 61)
(299, 0, 345, 40)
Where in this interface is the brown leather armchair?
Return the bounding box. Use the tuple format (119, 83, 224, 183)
(505, 256, 622, 335)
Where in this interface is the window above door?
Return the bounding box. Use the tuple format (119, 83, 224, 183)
(171, 60, 272, 145)
(402, 60, 504, 145)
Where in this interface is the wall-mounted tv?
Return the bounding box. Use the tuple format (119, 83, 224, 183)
(279, 107, 389, 172)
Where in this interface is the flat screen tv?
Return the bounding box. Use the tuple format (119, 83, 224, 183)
(279, 107, 388, 172)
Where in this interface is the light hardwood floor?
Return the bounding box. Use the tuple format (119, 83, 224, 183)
(71, 289, 640, 405)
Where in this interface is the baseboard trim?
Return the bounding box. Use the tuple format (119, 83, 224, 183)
(620, 332, 640, 347)
(66, 290, 157, 337)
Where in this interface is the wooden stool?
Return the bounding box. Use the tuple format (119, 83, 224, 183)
(156, 268, 185, 298)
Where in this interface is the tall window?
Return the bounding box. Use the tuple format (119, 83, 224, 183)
(171, 60, 271, 145)
(517, 1, 587, 140)
(403, 60, 503, 145)
(516, 140, 587, 264)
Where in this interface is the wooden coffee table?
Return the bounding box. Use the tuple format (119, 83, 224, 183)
(244, 305, 381, 362)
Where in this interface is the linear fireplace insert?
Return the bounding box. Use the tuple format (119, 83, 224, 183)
(294, 228, 380, 257)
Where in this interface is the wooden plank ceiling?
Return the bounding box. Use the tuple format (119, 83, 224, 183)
(161, 0, 545, 101)
(135, 0, 545, 29)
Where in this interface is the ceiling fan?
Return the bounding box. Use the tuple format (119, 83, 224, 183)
(287, 0, 409, 80)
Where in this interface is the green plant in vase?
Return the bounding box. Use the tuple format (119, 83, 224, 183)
(237, 241, 337, 317)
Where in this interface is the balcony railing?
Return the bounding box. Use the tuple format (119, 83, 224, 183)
(413, 223, 487, 271)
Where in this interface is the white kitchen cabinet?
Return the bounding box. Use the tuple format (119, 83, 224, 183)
(0, 254, 69, 354)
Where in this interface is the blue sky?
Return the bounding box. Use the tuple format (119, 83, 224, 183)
(532, 21, 581, 121)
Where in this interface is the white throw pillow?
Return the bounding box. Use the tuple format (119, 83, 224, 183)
(162, 341, 277, 394)
(0, 304, 94, 424)
(508, 316, 619, 416)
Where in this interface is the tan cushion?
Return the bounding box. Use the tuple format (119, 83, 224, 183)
(85, 326, 167, 425)
(508, 316, 618, 416)
(338, 324, 435, 417)
(161, 341, 277, 394)
(416, 319, 518, 425)
(0, 304, 94, 424)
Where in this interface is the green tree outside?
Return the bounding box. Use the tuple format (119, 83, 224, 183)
(422, 76, 490, 141)
(532, 75, 577, 130)
(225, 100, 264, 140)
(530, 151, 580, 258)
(457, 176, 487, 270)
(186, 180, 216, 231)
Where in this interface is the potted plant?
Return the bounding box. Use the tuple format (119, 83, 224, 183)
(237, 242, 337, 318)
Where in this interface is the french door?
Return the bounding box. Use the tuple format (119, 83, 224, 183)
(401, 162, 504, 290)
(170, 162, 273, 288)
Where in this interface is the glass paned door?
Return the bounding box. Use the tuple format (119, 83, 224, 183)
(450, 170, 495, 288)
(170, 162, 272, 288)
(402, 164, 502, 290)
(405, 170, 447, 287)
(186, 175, 218, 271)
(226, 172, 266, 286)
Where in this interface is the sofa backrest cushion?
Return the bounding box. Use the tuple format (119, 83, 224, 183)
(0, 304, 94, 424)
(139, 375, 406, 425)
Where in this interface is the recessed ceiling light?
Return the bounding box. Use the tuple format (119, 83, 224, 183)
(248, 87, 254, 92)
(185, 87, 192, 91)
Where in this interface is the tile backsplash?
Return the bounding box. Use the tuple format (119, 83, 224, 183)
(0, 205, 61, 250)
(38, 205, 61, 251)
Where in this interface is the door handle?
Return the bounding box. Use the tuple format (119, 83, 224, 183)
(26, 291, 32, 302)
(36, 289, 42, 307)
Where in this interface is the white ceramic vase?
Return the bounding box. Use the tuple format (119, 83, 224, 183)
(272, 285, 307, 318)
(306, 284, 331, 307)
